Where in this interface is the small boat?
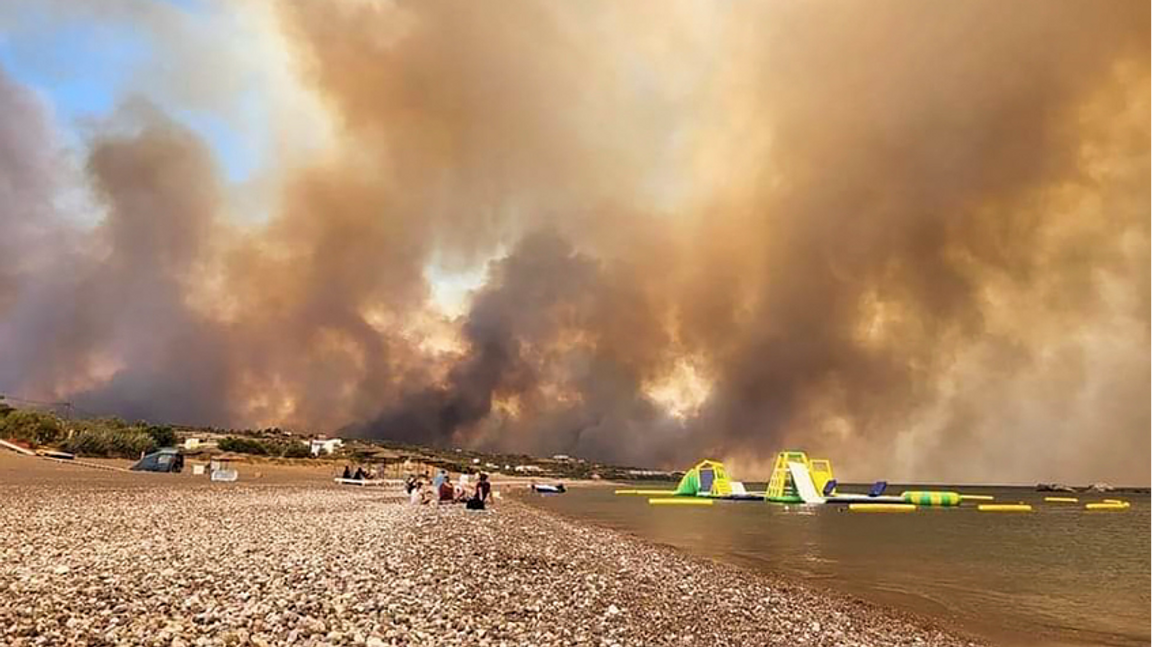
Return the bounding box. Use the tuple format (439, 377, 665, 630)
(530, 483, 567, 494)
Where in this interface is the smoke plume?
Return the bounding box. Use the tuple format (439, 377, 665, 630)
(0, 0, 1147, 483)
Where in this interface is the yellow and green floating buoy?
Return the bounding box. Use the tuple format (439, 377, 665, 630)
(1044, 496, 1079, 503)
(649, 497, 713, 506)
(901, 491, 961, 507)
(978, 503, 1033, 512)
(849, 503, 916, 513)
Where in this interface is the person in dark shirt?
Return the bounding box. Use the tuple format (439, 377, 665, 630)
(341, 465, 352, 479)
(467, 473, 492, 510)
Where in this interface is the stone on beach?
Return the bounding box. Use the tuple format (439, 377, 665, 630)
(0, 466, 980, 646)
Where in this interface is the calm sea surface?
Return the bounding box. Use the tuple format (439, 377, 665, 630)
(521, 485, 1150, 646)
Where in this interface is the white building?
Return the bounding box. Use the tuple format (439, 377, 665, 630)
(310, 438, 344, 456)
(183, 438, 201, 450)
(514, 465, 543, 473)
(551, 454, 571, 461)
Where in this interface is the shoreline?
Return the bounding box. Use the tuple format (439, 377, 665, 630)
(511, 491, 987, 646)
(0, 455, 981, 646)
(513, 487, 1151, 647)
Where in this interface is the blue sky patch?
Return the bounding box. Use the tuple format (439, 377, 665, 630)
(0, 4, 261, 184)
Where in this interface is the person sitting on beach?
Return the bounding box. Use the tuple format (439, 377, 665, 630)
(352, 466, 367, 480)
(342, 465, 352, 479)
(438, 478, 455, 503)
(466, 473, 492, 510)
(411, 480, 433, 505)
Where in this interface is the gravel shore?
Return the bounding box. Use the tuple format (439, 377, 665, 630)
(1, 461, 980, 646)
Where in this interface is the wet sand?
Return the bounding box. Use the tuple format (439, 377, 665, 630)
(0, 454, 979, 646)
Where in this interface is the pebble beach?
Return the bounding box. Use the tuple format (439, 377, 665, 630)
(0, 456, 980, 647)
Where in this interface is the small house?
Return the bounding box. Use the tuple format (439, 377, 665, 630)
(310, 438, 344, 456)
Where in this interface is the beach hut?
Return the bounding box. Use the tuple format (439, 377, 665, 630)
(673, 459, 733, 497)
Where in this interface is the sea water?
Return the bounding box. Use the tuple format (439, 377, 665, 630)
(522, 485, 1150, 647)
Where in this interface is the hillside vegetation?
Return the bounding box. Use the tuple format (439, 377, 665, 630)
(0, 404, 676, 480)
(0, 407, 174, 458)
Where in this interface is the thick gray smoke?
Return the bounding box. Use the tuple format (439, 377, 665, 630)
(0, 1, 1147, 483)
(361, 231, 686, 465)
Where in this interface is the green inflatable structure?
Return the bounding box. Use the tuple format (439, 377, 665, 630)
(674, 459, 733, 497)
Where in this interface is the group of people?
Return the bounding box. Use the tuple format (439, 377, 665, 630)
(341, 465, 371, 480)
(405, 469, 493, 510)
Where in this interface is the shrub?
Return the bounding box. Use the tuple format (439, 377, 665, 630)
(0, 410, 64, 446)
(281, 442, 313, 459)
(218, 436, 271, 455)
(145, 424, 177, 448)
(60, 425, 156, 458)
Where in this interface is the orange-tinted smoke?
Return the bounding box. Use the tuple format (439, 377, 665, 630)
(0, 1, 1147, 483)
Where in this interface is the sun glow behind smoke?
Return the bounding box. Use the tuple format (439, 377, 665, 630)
(646, 360, 712, 420)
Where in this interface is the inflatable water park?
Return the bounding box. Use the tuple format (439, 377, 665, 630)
(616, 451, 1132, 513)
